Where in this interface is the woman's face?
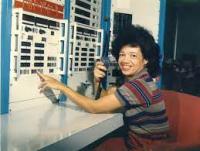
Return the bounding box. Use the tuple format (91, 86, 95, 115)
(118, 45, 148, 79)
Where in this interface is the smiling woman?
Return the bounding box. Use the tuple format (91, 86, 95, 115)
(118, 46, 148, 79)
(111, 25, 161, 79)
(38, 25, 169, 150)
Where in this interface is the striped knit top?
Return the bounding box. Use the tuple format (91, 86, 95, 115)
(115, 68, 169, 139)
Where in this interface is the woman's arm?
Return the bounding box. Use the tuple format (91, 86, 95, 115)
(60, 85, 121, 113)
(37, 73, 122, 113)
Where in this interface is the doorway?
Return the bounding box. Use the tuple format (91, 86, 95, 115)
(162, 0, 200, 96)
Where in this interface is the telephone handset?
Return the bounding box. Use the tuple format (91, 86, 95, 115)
(95, 56, 123, 99)
(101, 56, 111, 69)
(95, 57, 111, 99)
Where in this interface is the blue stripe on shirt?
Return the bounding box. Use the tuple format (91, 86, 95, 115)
(130, 81, 151, 107)
(153, 93, 162, 99)
(126, 109, 166, 121)
(116, 89, 131, 107)
(129, 116, 168, 126)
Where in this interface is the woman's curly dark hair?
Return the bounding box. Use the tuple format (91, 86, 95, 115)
(111, 25, 161, 78)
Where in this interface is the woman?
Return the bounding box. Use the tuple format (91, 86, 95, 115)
(38, 25, 169, 150)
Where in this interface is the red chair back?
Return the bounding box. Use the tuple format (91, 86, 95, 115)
(162, 90, 200, 146)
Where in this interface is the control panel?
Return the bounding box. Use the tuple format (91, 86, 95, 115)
(68, 23, 103, 73)
(67, 23, 103, 98)
(10, 9, 67, 79)
(66, 0, 103, 98)
(70, 0, 102, 28)
(9, 1, 68, 111)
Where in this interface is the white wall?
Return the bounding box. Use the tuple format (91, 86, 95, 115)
(111, 0, 160, 41)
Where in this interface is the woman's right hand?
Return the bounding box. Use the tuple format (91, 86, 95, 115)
(93, 61, 107, 83)
(37, 72, 65, 93)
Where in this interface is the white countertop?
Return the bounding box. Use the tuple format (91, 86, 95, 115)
(1, 102, 123, 151)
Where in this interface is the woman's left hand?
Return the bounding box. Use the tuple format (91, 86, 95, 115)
(37, 72, 65, 93)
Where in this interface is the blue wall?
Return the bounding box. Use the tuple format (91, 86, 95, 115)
(101, 0, 111, 57)
(158, 0, 167, 87)
(59, 0, 71, 102)
(1, 0, 12, 114)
